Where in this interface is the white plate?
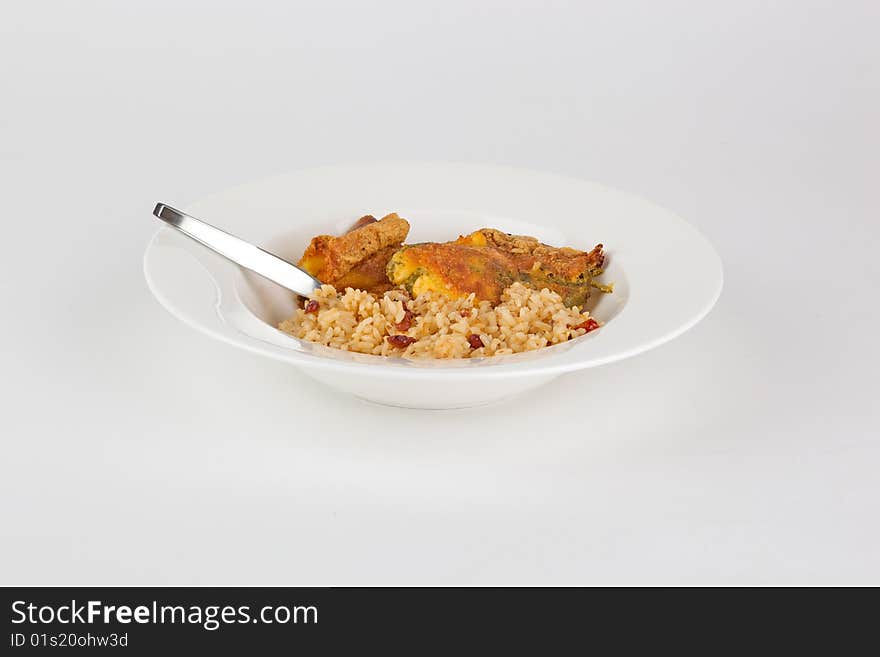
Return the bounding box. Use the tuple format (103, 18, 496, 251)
(144, 163, 722, 409)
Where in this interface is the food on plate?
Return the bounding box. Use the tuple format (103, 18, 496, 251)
(298, 213, 409, 294)
(388, 228, 608, 307)
(279, 213, 610, 359)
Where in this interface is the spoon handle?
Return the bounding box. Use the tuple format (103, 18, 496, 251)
(152, 203, 322, 297)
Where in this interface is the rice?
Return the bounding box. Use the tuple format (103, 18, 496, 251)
(278, 282, 600, 359)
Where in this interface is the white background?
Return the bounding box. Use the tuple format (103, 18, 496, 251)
(2, 0, 877, 585)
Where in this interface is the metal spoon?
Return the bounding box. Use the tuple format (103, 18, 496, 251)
(152, 203, 322, 296)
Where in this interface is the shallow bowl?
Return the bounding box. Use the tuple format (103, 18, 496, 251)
(144, 162, 722, 409)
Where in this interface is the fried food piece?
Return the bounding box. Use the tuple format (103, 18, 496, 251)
(387, 228, 607, 307)
(457, 229, 605, 279)
(331, 244, 401, 294)
(298, 213, 409, 294)
(387, 243, 516, 301)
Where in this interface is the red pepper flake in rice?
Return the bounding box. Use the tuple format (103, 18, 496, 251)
(386, 334, 417, 349)
(572, 317, 600, 333)
(467, 334, 484, 349)
(394, 310, 414, 332)
(459, 309, 471, 317)
(304, 300, 320, 314)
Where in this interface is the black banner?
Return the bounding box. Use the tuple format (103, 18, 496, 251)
(2, 587, 864, 652)
(1, 587, 602, 653)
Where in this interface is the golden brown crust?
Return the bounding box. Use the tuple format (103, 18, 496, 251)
(459, 228, 605, 278)
(388, 243, 515, 303)
(298, 212, 410, 284)
(331, 245, 400, 294)
(390, 229, 607, 307)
